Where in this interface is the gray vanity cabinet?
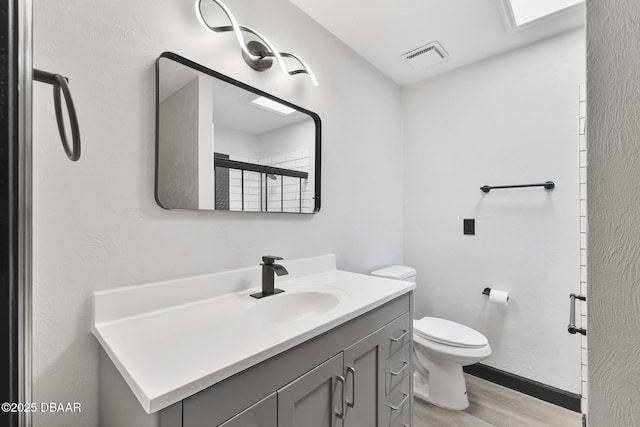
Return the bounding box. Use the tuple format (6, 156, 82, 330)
(278, 353, 345, 427)
(343, 312, 412, 427)
(218, 394, 277, 427)
(343, 327, 385, 426)
(174, 293, 413, 427)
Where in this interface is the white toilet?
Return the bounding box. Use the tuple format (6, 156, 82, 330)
(371, 265, 491, 410)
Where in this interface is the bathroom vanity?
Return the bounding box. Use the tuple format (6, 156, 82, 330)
(92, 254, 414, 427)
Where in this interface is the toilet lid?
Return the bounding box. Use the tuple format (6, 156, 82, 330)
(414, 317, 488, 349)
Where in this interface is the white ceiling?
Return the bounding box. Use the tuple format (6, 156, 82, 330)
(288, 0, 585, 86)
(159, 56, 309, 134)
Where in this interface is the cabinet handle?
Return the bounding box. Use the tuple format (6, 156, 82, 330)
(390, 329, 409, 343)
(389, 361, 409, 377)
(335, 375, 346, 419)
(568, 293, 587, 335)
(346, 366, 356, 408)
(389, 393, 409, 411)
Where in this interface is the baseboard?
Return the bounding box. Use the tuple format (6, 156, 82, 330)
(463, 363, 582, 413)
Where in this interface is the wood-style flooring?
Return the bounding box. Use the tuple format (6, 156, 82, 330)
(413, 374, 582, 427)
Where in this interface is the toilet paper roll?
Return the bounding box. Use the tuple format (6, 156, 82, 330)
(489, 289, 509, 306)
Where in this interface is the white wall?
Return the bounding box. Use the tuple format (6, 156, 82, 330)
(402, 29, 585, 393)
(586, 0, 640, 424)
(214, 126, 259, 159)
(31, 0, 403, 425)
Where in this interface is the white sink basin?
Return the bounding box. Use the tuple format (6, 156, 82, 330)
(92, 254, 416, 413)
(247, 287, 347, 323)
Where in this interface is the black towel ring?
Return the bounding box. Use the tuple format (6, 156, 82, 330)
(34, 69, 81, 161)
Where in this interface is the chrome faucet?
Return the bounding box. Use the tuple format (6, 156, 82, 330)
(250, 255, 289, 299)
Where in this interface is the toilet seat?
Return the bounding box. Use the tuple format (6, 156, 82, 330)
(414, 317, 488, 349)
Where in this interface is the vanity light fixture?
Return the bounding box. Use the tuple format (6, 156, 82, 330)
(196, 0, 319, 86)
(250, 96, 296, 115)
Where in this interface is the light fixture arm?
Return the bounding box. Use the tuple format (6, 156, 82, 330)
(196, 0, 318, 86)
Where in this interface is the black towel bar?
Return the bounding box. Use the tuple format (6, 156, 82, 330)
(480, 181, 554, 193)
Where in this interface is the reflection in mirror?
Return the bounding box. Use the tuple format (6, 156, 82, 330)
(155, 52, 321, 213)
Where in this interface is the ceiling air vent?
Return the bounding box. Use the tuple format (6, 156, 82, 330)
(403, 42, 447, 70)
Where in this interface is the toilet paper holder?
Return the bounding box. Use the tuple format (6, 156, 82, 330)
(482, 287, 492, 296)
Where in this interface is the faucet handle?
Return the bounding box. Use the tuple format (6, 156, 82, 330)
(262, 255, 283, 265)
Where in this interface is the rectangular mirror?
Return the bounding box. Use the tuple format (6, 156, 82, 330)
(155, 52, 321, 213)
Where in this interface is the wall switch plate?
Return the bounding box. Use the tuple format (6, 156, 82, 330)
(464, 219, 475, 235)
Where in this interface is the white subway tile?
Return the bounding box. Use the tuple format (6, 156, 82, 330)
(580, 200, 587, 217)
(296, 158, 310, 167)
(581, 233, 587, 249)
(579, 101, 587, 117)
(580, 151, 587, 167)
(579, 84, 587, 101)
(579, 118, 587, 135)
(580, 167, 587, 184)
(580, 217, 587, 233)
(582, 364, 589, 379)
(579, 134, 587, 151)
(286, 151, 302, 161)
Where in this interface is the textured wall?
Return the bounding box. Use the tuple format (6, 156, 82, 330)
(403, 29, 584, 393)
(586, 0, 640, 424)
(158, 78, 200, 209)
(31, 0, 403, 425)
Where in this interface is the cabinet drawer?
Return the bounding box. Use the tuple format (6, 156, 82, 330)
(383, 313, 411, 358)
(219, 393, 277, 427)
(390, 402, 411, 427)
(383, 372, 411, 425)
(385, 340, 411, 395)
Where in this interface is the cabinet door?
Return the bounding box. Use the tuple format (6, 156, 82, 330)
(343, 329, 386, 427)
(219, 393, 277, 427)
(278, 353, 345, 427)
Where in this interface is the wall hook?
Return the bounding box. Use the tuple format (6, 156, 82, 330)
(33, 69, 81, 161)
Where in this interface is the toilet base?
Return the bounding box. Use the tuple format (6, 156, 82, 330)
(413, 359, 469, 410)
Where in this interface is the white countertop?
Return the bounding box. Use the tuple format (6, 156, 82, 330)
(91, 254, 414, 413)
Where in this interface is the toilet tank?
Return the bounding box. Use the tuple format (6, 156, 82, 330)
(370, 265, 416, 283)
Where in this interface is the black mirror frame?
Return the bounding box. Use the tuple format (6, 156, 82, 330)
(154, 51, 321, 213)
